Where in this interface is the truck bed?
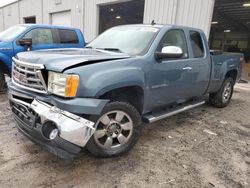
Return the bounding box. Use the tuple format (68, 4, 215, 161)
(208, 52, 243, 93)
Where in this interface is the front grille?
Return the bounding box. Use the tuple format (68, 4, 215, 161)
(11, 101, 37, 128)
(12, 57, 47, 93)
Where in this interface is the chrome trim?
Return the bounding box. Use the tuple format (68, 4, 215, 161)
(14, 65, 37, 75)
(30, 100, 95, 147)
(37, 71, 48, 92)
(12, 78, 47, 94)
(13, 78, 44, 89)
(12, 57, 47, 94)
(8, 89, 33, 100)
(10, 94, 95, 147)
(182, 67, 192, 70)
(145, 101, 205, 123)
(12, 57, 44, 69)
(8, 92, 32, 107)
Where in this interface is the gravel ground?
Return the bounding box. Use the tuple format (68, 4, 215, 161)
(0, 83, 249, 188)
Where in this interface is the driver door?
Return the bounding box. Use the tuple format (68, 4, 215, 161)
(148, 29, 197, 109)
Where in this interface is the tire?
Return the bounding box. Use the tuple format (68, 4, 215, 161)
(86, 101, 141, 157)
(209, 77, 234, 108)
(0, 73, 6, 92)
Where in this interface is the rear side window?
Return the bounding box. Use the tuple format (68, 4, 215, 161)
(190, 31, 204, 58)
(58, 29, 79, 44)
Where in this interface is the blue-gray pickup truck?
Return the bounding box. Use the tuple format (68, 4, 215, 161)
(8, 24, 243, 159)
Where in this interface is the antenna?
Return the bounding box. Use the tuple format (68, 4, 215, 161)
(151, 20, 156, 25)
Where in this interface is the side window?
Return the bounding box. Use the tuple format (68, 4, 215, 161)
(24, 28, 53, 45)
(158, 29, 188, 59)
(190, 31, 204, 58)
(58, 29, 79, 44)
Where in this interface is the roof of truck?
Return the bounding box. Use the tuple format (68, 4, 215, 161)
(18, 24, 79, 30)
(114, 24, 204, 32)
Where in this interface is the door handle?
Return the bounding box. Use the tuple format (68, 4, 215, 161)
(182, 66, 192, 70)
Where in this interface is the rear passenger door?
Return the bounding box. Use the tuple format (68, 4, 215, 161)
(188, 30, 210, 96)
(54, 29, 81, 48)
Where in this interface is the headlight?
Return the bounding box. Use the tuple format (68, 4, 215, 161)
(48, 71, 79, 97)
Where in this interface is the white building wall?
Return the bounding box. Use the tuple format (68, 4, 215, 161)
(2, 2, 19, 29)
(144, 0, 215, 38)
(84, 0, 123, 42)
(143, 0, 178, 25)
(42, 0, 83, 30)
(84, 0, 214, 42)
(0, 9, 4, 31)
(19, 0, 43, 24)
(175, 0, 215, 37)
(0, 0, 214, 42)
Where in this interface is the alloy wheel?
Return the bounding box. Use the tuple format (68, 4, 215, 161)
(94, 110, 133, 149)
(222, 82, 232, 103)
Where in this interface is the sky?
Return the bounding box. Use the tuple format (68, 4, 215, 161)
(0, 0, 17, 7)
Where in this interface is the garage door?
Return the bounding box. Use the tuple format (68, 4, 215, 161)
(51, 11, 71, 27)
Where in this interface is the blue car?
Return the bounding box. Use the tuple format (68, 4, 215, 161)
(0, 24, 86, 91)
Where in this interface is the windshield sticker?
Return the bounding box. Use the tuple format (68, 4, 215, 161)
(139, 28, 159, 32)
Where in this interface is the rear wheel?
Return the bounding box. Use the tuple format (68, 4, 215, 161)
(209, 77, 234, 108)
(86, 101, 141, 157)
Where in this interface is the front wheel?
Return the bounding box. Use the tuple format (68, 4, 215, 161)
(209, 77, 234, 108)
(86, 101, 141, 157)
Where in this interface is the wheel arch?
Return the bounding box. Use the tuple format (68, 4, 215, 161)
(225, 69, 237, 84)
(0, 60, 10, 75)
(98, 85, 144, 115)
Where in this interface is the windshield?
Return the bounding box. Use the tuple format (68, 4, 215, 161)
(87, 26, 159, 56)
(0, 25, 28, 41)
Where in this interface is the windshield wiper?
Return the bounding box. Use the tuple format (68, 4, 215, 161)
(97, 48, 123, 53)
(85, 47, 124, 53)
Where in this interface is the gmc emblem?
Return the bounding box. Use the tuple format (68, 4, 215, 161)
(13, 71, 28, 83)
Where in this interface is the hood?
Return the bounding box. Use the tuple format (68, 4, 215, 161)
(16, 48, 131, 72)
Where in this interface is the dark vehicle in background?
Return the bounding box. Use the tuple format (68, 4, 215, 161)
(0, 24, 85, 91)
(8, 24, 243, 159)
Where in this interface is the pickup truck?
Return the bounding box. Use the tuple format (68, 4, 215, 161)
(0, 24, 85, 91)
(8, 24, 243, 159)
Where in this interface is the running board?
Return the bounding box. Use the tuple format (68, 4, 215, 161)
(143, 101, 205, 123)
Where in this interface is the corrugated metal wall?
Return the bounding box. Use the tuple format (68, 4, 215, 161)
(84, 0, 122, 42)
(42, 0, 83, 30)
(176, 0, 215, 37)
(0, 0, 84, 31)
(0, 9, 4, 31)
(144, 0, 215, 37)
(0, 0, 214, 42)
(144, 0, 178, 25)
(84, 0, 214, 41)
(19, 0, 43, 24)
(2, 2, 19, 29)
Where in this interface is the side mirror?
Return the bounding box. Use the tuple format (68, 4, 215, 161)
(18, 37, 32, 47)
(155, 46, 183, 60)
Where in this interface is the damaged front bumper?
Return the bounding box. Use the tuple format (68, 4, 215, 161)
(8, 91, 96, 159)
